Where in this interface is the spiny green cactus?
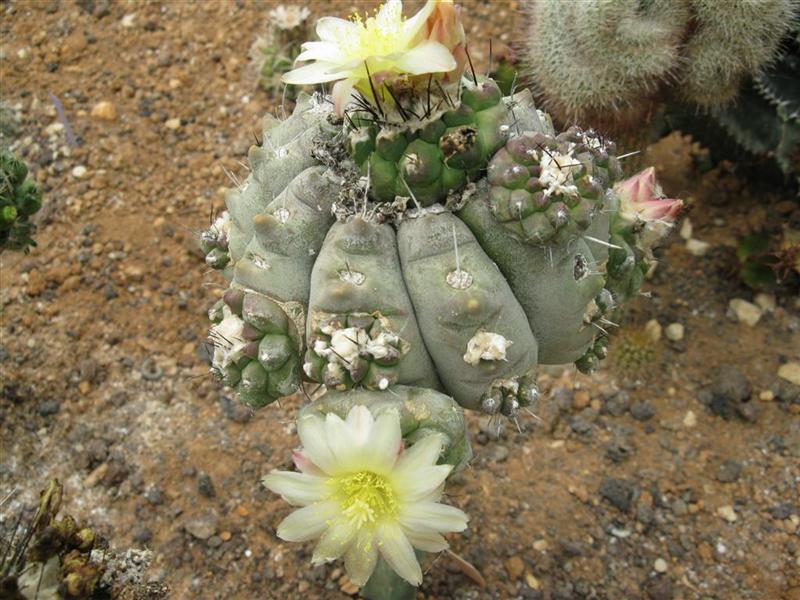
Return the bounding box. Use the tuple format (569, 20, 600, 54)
(522, 0, 799, 129)
(347, 78, 510, 206)
(1, 152, 42, 253)
(487, 128, 621, 245)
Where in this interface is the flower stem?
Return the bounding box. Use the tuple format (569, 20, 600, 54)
(361, 558, 417, 600)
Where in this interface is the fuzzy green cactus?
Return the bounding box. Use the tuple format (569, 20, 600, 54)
(521, 1, 800, 182)
(201, 1, 684, 596)
(1, 151, 42, 253)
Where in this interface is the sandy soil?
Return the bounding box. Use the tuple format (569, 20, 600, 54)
(1, 1, 799, 599)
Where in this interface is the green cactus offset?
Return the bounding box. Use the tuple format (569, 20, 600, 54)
(1, 151, 42, 253)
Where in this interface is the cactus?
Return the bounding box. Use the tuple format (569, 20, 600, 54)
(521, 1, 800, 181)
(1, 480, 103, 600)
(1, 151, 42, 253)
(201, 1, 683, 595)
(522, 0, 798, 123)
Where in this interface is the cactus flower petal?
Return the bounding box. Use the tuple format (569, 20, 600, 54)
(615, 167, 683, 225)
(263, 405, 468, 588)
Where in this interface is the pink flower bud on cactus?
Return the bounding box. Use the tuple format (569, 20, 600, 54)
(615, 167, 683, 224)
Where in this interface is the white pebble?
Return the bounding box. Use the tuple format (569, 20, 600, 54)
(644, 319, 662, 343)
(121, 13, 136, 28)
(679, 218, 693, 240)
(653, 558, 668, 573)
(727, 298, 762, 327)
(686, 238, 711, 257)
(717, 505, 737, 523)
(754, 293, 776, 312)
(71, 165, 88, 179)
(777, 362, 800, 386)
(682, 410, 697, 428)
(165, 118, 181, 130)
(665, 322, 684, 341)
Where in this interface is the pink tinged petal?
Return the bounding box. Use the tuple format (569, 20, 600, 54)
(403, 530, 449, 553)
(367, 409, 402, 474)
(396, 464, 452, 503)
(292, 450, 325, 476)
(296, 41, 348, 64)
(343, 528, 379, 586)
(297, 414, 337, 475)
(394, 433, 444, 481)
(392, 40, 457, 75)
(315, 16, 358, 43)
(401, 0, 439, 44)
(400, 501, 469, 533)
(331, 78, 358, 115)
(311, 515, 358, 565)
(281, 61, 347, 85)
(261, 471, 327, 506)
(276, 500, 339, 542)
(376, 521, 423, 586)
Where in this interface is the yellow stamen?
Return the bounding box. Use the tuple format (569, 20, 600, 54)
(328, 471, 398, 527)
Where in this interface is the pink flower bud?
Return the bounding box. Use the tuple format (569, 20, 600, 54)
(615, 167, 683, 223)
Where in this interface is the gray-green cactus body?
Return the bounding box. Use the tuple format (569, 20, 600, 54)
(204, 81, 656, 411)
(299, 385, 471, 471)
(233, 165, 340, 301)
(397, 211, 539, 414)
(305, 218, 440, 392)
(458, 184, 605, 365)
(223, 94, 337, 263)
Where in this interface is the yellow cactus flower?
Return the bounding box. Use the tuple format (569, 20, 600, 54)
(282, 0, 460, 114)
(262, 405, 468, 587)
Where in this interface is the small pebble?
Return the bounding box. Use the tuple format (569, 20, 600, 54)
(630, 402, 656, 421)
(717, 505, 737, 523)
(71, 165, 88, 178)
(653, 558, 668, 573)
(759, 390, 774, 402)
(665, 322, 684, 342)
(686, 238, 710, 257)
(165, 118, 181, 130)
(754, 293, 776, 312)
(727, 298, 762, 327)
(644, 319, 662, 343)
(91, 101, 117, 121)
(777, 362, 800, 386)
(716, 459, 742, 483)
(679, 218, 692, 240)
(682, 410, 697, 428)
